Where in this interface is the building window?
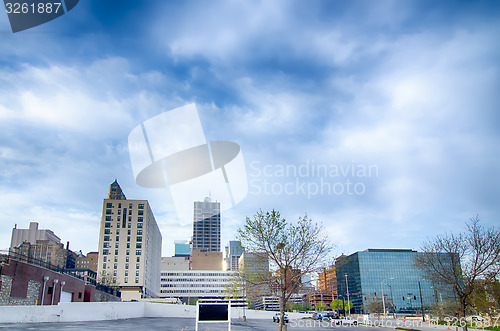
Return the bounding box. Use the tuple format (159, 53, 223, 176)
(127, 243, 130, 248)
(118, 209, 121, 215)
(138, 217, 143, 222)
(104, 229, 111, 234)
(104, 222, 111, 228)
(138, 204, 144, 209)
(136, 257, 140, 262)
(105, 216, 111, 221)
(136, 250, 141, 256)
(124, 277, 128, 283)
(128, 209, 132, 215)
(114, 263, 117, 269)
(106, 203, 113, 208)
(103, 249, 109, 255)
(106, 209, 112, 215)
(114, 256, 118, 262)
(128, 230, 131, 235)
(129, 203, 133, 209)
(136, 270, 139, 276)
(126, 257, 129, 262)
(136, 264, 140, 269)
(128, 223, 131, 228)
(104, 236, 110, 241)
(135, 278, 139, 283)
(103, 263, 106, 269)
(138, 210, 144, 215)
(116, 229, 120, 234)
(137, 223, 143, 228)
(137, 230, 142, 235)
(127, 236, 130, 242)
(116, 236, 119, 241)
(136, 243, 142, 249)
(116, 222, 120, 228)
(125, 270, 128, 276)
(113, 277, 116, 283)
(137, 236, 142, 242)
(113, 270, 117, 276)
(118, 203, 121, 208)
(103, 256, 107, 262)
(125, 263, 129, 269)
(103, 243, 109, 248)
(115, 243, 119, 248)
(126, 250, 130, 255)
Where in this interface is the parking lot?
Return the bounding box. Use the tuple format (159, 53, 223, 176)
(0, 317, 378, 331)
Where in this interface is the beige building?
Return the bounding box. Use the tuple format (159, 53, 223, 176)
(76, 251, 99, 272)
(191, 249, 223, 270)
(10, 222, 60, 248)
(161, 256, 189, 271)
(96, 180, 162, 301)
(11, 240, 77, 269)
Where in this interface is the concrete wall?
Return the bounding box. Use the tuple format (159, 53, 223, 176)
(0, 302, 304, 324)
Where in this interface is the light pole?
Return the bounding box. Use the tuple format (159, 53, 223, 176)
(345, 274, 350, 317)
(51, 279, 59, 305)
(60, 281, 66, 302)
(381, 277, 393, 318)
(41, 276, 49, 305)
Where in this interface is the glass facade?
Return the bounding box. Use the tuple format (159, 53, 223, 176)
(336, 249, 448, 314)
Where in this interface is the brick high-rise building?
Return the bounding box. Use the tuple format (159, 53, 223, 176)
(96, 180, 162, 301)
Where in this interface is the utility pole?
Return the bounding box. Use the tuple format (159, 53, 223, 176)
(345, 274, 350, 317)
(418, 281, 425, 322)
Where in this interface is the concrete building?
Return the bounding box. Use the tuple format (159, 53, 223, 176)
(192, 197, 220, 252)
(10, 222, 61, 248)
(318, 265, 337, 297)
(335, 249, 451, 314)
(75, 251, 99, 272)
(96, 180, 162, 301)
(159, 270, 236, 301)
(191, 249, 223, 270)
(160, 256, 189, 271)
(223, 240, 244, 271)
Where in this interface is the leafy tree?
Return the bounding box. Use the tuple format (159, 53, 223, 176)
(415, 216, 500, 330)
(238, 210, 333, 331)
(315, 302, 328, 311)
(330, 299, 352, 314)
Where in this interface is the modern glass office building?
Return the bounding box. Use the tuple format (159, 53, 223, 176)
(335, 249, 447, 314)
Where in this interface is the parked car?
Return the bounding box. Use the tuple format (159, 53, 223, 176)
(322, 312, 338, 321)
(273, 313, 289, 323)
(312, 312, 331, 320)
(338, 317, 358, 326)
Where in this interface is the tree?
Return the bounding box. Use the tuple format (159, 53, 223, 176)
(415, 216, 500, 329)
(330, 299, 352, 315)
(238, 210, 333, 331)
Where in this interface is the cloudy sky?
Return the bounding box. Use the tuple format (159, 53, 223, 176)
(0, 0, 499, 259)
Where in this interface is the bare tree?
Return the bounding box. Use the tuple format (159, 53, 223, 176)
(415, 216, 500, 329)
(238, 210, 333, 331)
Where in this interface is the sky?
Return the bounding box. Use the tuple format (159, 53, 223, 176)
(0, 0, 499, 260)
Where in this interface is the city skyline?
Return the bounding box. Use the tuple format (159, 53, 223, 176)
(1, 1, 499, 258)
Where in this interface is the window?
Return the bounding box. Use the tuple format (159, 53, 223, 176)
(115, 243, 119, 248)
(118, 203, 121, 208)
(125, 270, 128, 276)
(136, 270, 139, 276)
(128, 223, 131, 228)
(104, 229, 111, 234)
(138, 217, 143, 222)
(113, 270, 117, 276)
(114, 256, 118, 262)
(138, 204, 144, 209)
(116, 229, 120, 234)
(116, 236, 119, 241)
(103, 256, 107, 262)
(137, 223, 143, 228)
(106, 209, 112, 215)
(116, 222, 120, 228)
(136, 264, 140, 269)
(137, 230, 142, 235)
(136, 250, 141, 255)
(103, 243, 109, 248)
(138, 210, 144, 215)
(125, 263, 129, 269)
(106, 203, 113, 208)
(126, 257, 129, 262)
(127, 243, 130, 248)
(129, 203, 133, 209)
(129, 209, 132, 215)
(124, 277, 128, 283)
(136, 243, 142, 248)
(104, 236, 110, 241)
(118, 209, 121, 215)
(128, 230, 131, 235)
(104, 222, 111, 228)
(135, 278, 139, 283)
(115, 250, 118, 255)
(137, 236, 142, 242)
(126, 250, 130, 255)
(114, 263, 117, 269)
(127, 236, 130, 242)
(103, 263, 106, 269)
(103, 249, 109, 255)
(105, 216, 111, 221)
(113, 277, 116, 283)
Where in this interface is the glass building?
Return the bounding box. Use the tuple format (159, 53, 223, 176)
(192, 197, 221, 252)
(335, 249, 448, 314)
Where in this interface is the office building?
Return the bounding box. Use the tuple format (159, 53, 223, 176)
(161, 256, 190, 271)
(75, 251, 99, 272)
(224, 240, 244, 271)
(174, 239, 191, 257)
(335, 249, 448, 314)
(192, 197, 220, 252)
(10, 222, 61, 248)
(96, 180, 162, 301)
(318, 265, 337, 297)
(11, 240, 76, 269)
(191, 249, 223, 270)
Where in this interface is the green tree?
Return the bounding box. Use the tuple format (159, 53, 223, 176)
(330, 299, 352, 315)
(238, 210, 333, 331)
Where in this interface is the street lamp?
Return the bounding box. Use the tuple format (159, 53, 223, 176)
(51, 279, 59, 305)
(60, 281, 66, 302)
(41, 276, 49, 305)
(381, 277, 393, 318)
(345, 274, 350, 317)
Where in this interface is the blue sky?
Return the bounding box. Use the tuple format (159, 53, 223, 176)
(1, 0, 499, 259)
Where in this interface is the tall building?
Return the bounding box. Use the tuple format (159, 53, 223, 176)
(174, 239, 191, 257)
(75, 251, 99, 272)
(10, 222, 61, 248)
(192, 197, 220, 252)
(224, 240, 244, 271)
(11, 240, 76, 269)
(335, 249, 452, 314)
(96, 180, 162, 301)
(318, 265, 337, 297)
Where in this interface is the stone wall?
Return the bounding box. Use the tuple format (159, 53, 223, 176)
(0, 275, 41, 306)
(94, 289, 121, 302)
